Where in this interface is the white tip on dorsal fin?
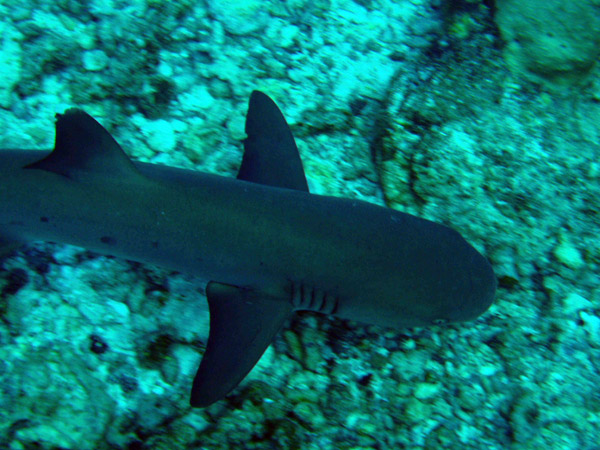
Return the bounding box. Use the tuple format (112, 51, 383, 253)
(25, 109, 142, 181)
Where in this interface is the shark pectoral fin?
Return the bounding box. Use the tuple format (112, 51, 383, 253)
(190, 281, 293, 407)
(237, 91, 309, 192)
(24, 109, 142, 182)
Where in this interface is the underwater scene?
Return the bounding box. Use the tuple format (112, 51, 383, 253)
(0, 0, 599, 448)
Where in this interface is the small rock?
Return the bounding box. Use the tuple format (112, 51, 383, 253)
(563, 293, 592, 315)
(579, 311, 600, 347)
(414, 382, 441, 400)
(82, 50, 109, 72)
(554, 238, 584, 269)
(144, 119, 177, 153)
(208, 0, 267, 36)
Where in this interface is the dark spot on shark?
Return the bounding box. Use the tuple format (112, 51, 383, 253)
(151, 240, 159, 249)
(40, 216, 49, 223)
(100, 235, 116, 245)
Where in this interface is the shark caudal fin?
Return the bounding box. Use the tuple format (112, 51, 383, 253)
(25, 109, 143, 182)
(190, 282, 293, 407)
(237, 91, 309, 192)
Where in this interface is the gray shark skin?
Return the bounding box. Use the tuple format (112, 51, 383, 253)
(0, 91, 496, 407)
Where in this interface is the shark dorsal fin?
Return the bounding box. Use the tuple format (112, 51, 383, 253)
(25, 109, 141, 180)
(190, 281, 293, 407)
(237, 91, 309, 192)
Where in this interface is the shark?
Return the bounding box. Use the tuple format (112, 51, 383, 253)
(0, 91, 496, 407)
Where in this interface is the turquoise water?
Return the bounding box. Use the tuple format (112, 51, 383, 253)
(0, 0, 599, 448)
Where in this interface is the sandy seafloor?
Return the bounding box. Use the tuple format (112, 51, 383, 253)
(0, 0, 599, 449)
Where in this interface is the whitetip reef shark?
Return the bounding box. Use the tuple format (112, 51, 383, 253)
(0, 91, 496, 407)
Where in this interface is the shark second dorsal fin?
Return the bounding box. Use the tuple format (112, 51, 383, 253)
(190, 281, 293, 407)
(25, 109, 141, 181)
(237, 91, 309, 192)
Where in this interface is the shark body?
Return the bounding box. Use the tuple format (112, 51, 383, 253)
(0, 91, 496, 406)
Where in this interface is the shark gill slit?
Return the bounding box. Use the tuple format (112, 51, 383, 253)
(289, 280, 339, 314)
